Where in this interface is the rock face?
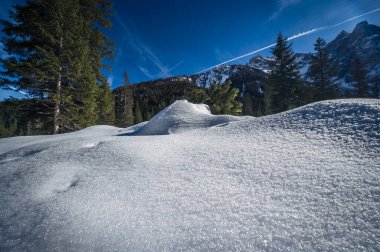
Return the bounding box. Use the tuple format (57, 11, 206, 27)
(192, 64, 265, 89)
(248, 55, 274, 73)
(326, 21, 380, 79)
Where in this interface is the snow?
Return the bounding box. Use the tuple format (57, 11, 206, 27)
(195, 65, 231, 88)
(130, 100, 242, 135)
(1, 99, 380, 251)
(247, 55, 274, 73)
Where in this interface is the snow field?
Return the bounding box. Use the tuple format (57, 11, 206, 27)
(0, 99, 379, 251)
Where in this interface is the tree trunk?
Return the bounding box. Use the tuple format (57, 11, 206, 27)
(53, 35, 63, 134)
(53, 73, 61, 134)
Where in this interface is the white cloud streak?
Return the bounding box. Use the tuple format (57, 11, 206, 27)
(138, 66, 155, 79)
(115, 14, 182, 80)
(138, 60, 184, 80)
(325, 7, 380, 29)
(198, 7, 380, 74)
(270, 0, 302, 21)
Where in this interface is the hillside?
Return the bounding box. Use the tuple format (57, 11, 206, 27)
(1, 99, 379, 251)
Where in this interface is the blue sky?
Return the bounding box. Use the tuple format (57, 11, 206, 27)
(1, 0, 380, 99)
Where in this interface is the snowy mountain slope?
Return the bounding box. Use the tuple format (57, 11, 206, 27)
(194, 53, 311, 88)
(0, 99, 379, 251)
(326, 21, 380, 80)
(193, 64, 264, 88)
(248, 55, 274, 73)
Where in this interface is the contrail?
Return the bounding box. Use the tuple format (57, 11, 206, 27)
(197, 7, 380, 74)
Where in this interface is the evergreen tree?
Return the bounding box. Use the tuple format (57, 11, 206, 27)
(115, 72, 134, 127)
(0, 0, 113, 134)
(265, 33, 304, 114)
(307, 37, 340, 101)
(370, 76, 380, 98)
(242, 92, 254, 116)
(208, 81, 242, 115)
(123, 72, 134, 126)
(348, 57, 370, 98)
(186, 87, 209, 104)
(134, 101, 143, 124)
(97, 78, 115, 125)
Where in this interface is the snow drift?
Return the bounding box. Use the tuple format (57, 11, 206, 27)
(0, 99, 379, 251)
(128, 100, 242, 135)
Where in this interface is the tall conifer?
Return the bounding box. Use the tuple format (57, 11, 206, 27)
(265, 33, 304, 114)
(348, 57, 370, 98)
(0, 0, 114, 133)
(307, 37, 340, 101)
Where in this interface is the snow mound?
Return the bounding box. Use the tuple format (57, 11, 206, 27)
(0, 99, 379, 251)
(231, 99, 380, 138)
(130, 100, 242, 135)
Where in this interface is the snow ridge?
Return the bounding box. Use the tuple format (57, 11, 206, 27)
(128, 100, 242, 135)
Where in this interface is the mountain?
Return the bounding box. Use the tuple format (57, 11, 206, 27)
(192, 21, 380, 86)
(326, 21, 380, 80)
(248, 55, 273, 73)
(191, 64, 266, 92)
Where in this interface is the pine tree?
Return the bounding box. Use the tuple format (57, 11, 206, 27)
(123, 72, 134, 127)
(134, 101, 143, 124)
(370, 76, 380, 98)
(348, 57, 370, 98)
(265, 33, 304, 114)
(186, 87, 209, 104)
(0, 0, 113, 134)
(208, 81, 242, 115)
(115, 72, 134, 127)
(242, 92, 254, 116)
(97, 78, 115, 125)
(307, 37, 340, 101)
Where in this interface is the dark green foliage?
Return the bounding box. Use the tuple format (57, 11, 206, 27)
(124, 86, 134, 126)
(186, 81, 243, 115)
(307, 37, 340, 101)
(242, 92, 255, 116)
(265, 33, 305, 114)
(97, 79, 115, 125)
(134, 100, 143, 124)
(0, 98, 52, 138)
(226, 68, 266, 116)
(207, 81, 242, 115)
(113, 77, 194, 124)
(370, 76, 380, 98)
(114, 72, 133, 127)
(0, 0, 114, 134)
(348, 57, 370, 98)
(0, 101, 18, 138)
(185, 87, 209, 104)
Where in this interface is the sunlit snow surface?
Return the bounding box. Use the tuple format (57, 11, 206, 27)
(0, 99, 379, 251)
